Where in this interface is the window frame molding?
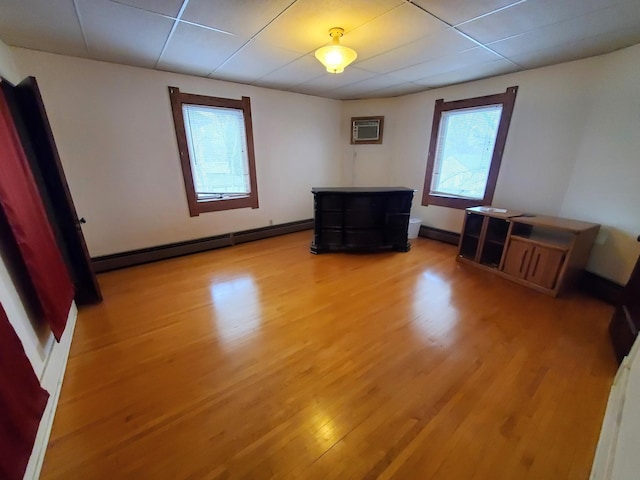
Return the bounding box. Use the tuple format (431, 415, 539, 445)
(168, 86, 259, 217)
(421, 86, 518, 210)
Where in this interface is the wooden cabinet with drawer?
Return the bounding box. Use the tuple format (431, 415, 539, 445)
(457, 207, 600, 296)
(311, 187, 414, 254)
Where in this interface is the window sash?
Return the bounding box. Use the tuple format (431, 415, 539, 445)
(430, 104, 503, 200)
(168, 86, 259, 217)
(182, 104, 251, 200)
(421, 86, 518, 210)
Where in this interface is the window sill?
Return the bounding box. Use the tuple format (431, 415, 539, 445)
(423, 194, 485, 210)
(189, 194, 258, 216)
(198, 194, 251, 202)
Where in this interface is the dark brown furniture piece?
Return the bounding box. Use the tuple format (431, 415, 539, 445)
(311, 187, 414, 254)
(609, 237, 640, 363)
(458, 206, 600, 296)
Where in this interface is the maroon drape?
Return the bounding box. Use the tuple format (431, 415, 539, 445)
(0, 303, 50, 480)
(0, 85, 73, 341)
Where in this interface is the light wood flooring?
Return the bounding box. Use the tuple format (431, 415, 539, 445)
(41, 231, 617, 479)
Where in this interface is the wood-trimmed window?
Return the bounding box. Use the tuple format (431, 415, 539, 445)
(169, 86, 259, 217)
(422, 86, 518, 210)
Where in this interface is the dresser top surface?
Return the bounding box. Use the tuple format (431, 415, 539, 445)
(312, 187, 415, 194)
(466, 206, 524, 219)
(467, 206, 600, 232)
(511, 214, 600, 232)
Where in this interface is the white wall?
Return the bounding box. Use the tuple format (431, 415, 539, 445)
(341, 97, 398, 187)
(0, 38, 20, 83)
(12, 48, 344, 257)
(10, 44, 640, 284)
(560, 45, 640, 283)
(342, 47, 639, 284)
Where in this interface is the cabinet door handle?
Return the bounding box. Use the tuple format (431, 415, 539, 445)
(531, 252, 540, 278)
(520, 249, 529, 274)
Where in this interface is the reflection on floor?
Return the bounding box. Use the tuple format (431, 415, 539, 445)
(42, 231, 616, 479)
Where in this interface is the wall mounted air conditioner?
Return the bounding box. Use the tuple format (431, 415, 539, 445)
(351, 116, 384, 144)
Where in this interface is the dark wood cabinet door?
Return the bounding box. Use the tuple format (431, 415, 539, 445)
(609, 237, 640, 363)
(5, 77, 102, 304)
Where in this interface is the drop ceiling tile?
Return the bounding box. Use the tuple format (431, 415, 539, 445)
(489, 1, 640, 58)
(113, 0, 184, 17)
(411, 0, 524, 25)
(256, 55, 325, 89)
(344, 3, 446, 61)
(256, 0, 404, 53)
(213, 41, 304, 83)
(357, 82, 429, 99)
(414, 59, 519, 88)
(289, 84, 338, 98)
(0, 0, 88, 57)
(182, 0, 294, 37)
(390, 47, 502, 82)
(78, 0, 174, 67)
(295, 67, 377, 93)
(355, 28, 478, 74)
(459, 0, 631, 44)
(328, 74, 414, 98)
(158, 22, 248, 76)
(507, 26, 640, 69)
(3, 0, 639, 100)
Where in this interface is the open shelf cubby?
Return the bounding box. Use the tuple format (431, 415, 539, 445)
(457, 206, 600, 297)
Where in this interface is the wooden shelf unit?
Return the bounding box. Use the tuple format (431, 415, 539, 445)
(457, 206, 600, 296)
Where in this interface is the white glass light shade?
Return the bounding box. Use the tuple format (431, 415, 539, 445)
(314, 27, 357, 74)
(315, 45, 357, 73)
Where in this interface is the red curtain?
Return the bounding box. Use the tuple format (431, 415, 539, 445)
(0, 303, 50, 480)
(0, 85, 73, 341)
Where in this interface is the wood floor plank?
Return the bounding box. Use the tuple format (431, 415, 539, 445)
(40, 232, 617, 479)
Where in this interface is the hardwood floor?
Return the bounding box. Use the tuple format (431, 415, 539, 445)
(41, 231, 617, 479)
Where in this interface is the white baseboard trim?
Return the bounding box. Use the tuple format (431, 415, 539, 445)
(23, 302, 78, 480)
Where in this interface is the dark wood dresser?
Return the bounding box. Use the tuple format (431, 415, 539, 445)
(311, 187, 414, 254)
(609, 236, 640, 363)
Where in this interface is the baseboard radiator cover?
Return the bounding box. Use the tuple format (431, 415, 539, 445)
(92, 219, 314, 273)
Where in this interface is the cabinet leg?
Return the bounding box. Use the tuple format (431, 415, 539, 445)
(393, 242, 411, 252)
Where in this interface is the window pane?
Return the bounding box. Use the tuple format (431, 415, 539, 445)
(430, 105, 503, 200)
(182, 104, 250, 200)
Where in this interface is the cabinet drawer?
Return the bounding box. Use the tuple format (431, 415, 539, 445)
(319, 229, 342, 245)
(386, 194, 412, 212)
(318, 195, 342, 210)
(345, 230, 384, 247)
(386, 213, 409, 229)
(386, 228, 409, 245)
(345, 195, 379, 211)
(344, 210, 382, 228)
(320, 211, 342, 228)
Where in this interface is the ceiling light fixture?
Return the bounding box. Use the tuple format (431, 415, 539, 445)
(314, 27, 357, 74)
